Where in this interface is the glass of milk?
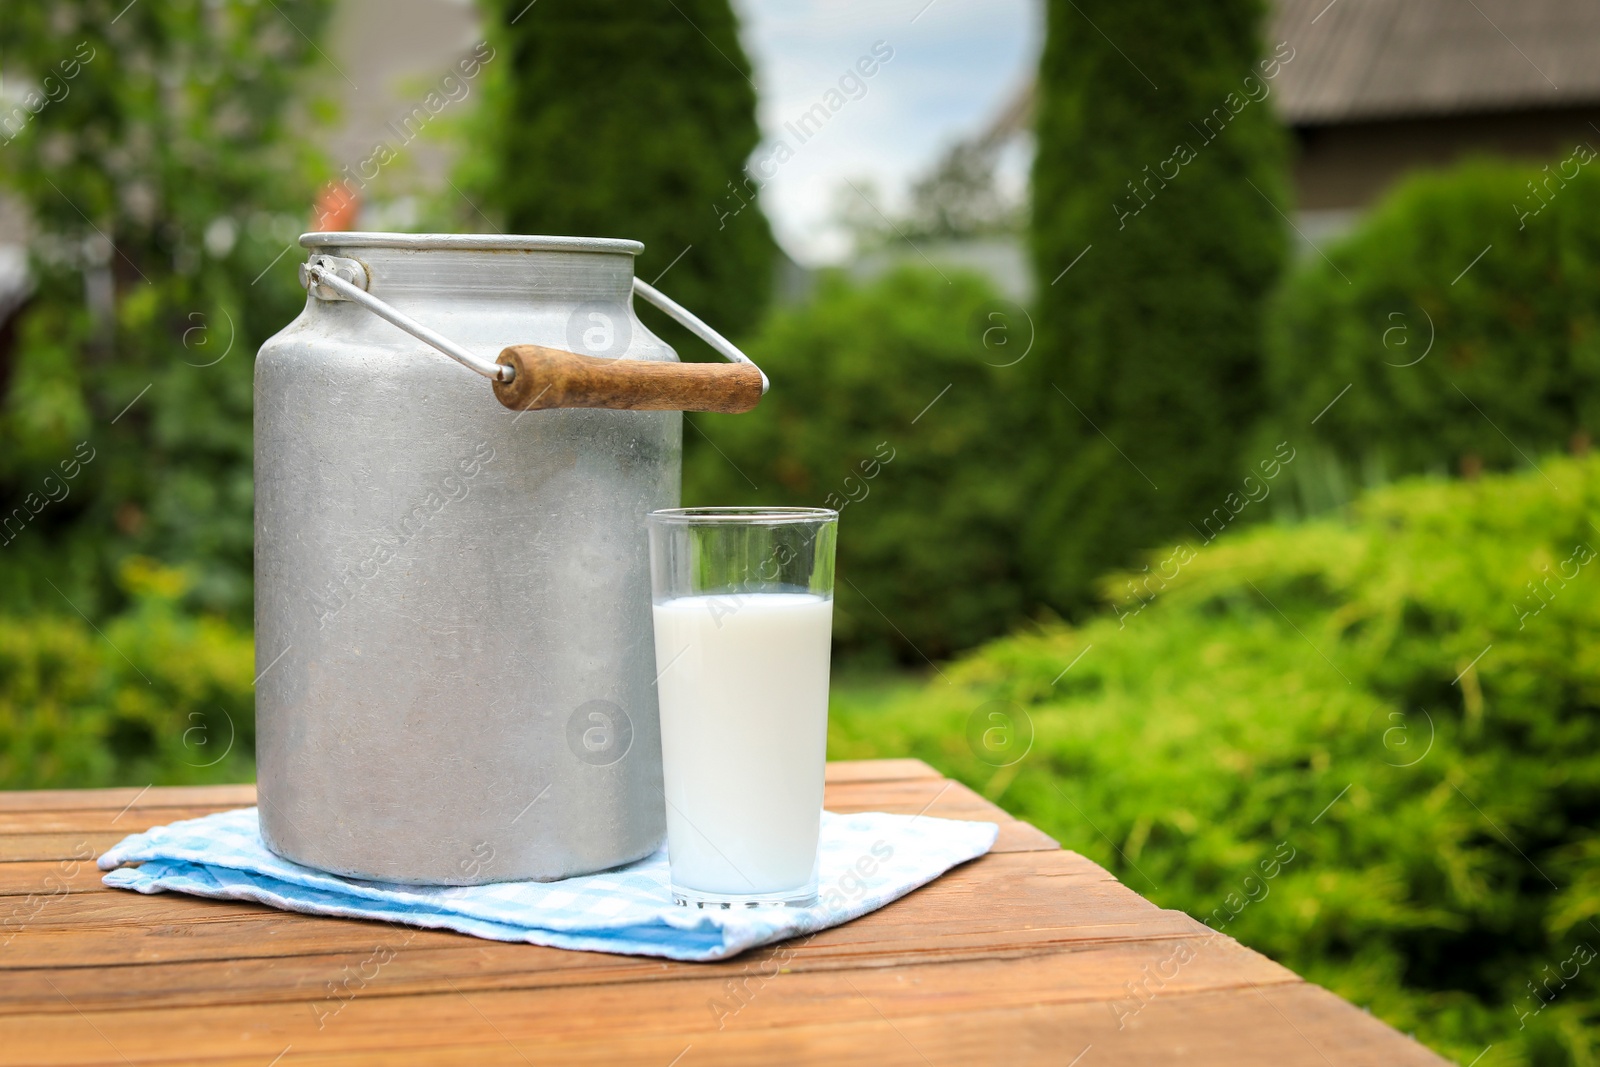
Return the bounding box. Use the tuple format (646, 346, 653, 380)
(646, 507, 838, 909)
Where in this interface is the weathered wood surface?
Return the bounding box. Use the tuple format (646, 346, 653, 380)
(0, 760, 1447, 1065)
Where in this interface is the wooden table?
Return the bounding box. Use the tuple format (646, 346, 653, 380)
(0, 759, 1446, 1065)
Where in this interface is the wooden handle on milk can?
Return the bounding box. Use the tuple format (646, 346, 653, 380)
(298, 257, 768, 414)
(493, 345, 765, 413)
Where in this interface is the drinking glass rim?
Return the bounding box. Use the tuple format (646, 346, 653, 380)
(647, 506, 838, 525)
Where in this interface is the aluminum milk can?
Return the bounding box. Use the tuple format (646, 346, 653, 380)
(254, 232, 765, 885)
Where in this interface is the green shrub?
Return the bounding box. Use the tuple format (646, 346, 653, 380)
(0, 0, 335, 622)
(465, 0, 776, 342)
(1265, 157, 1600, 486)
(685, 267, 1034, 661)
(1026, 0, 1290, 609)
(829, 456, 1600, 1065)
(0, 559, 255, 789)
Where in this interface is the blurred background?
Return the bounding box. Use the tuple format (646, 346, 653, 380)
(3, 0, 1599, 1061)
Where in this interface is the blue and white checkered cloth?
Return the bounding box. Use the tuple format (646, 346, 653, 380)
(98, 807, 997, 961)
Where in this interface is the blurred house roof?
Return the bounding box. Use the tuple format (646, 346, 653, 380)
(1271, 0, 1600, 125)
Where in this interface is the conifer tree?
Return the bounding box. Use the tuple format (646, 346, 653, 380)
(1026, 1, 1290, 607)
(473, 0, 776, 339)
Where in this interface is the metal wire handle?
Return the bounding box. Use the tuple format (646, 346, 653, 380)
(299, 255, 768, 393)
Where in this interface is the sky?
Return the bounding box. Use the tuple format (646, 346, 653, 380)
(732, 0, 1041, 265)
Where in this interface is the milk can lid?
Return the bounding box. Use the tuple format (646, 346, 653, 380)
(299, 232, 644, 255)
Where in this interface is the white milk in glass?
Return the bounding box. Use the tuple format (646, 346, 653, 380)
(652, 592, 833, 897)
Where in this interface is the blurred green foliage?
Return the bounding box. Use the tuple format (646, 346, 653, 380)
(829, 456, 1600, 1065)
(0, 558, 254, 788)
(1265, 157, 1600, 490)
(685, 267, 1035, 661)
(460, 0, 776, 345)
(1026, 0, 1289, 609)
(0, 0, 333, 622)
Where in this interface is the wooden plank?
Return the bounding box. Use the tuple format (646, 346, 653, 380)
(0, 919, 1227, 1016)
(823, 775, 998, 812)
(0, 770, 1056, 865)
(0, 904, 483, 971)
(0, 807, 253, 836)
(0, 955, 1445, 1066)
(0, 794, 1001, 835)
(0, 860, 106, 898)
(276, 984, 1445, 1067)
(821, 758, 941, 783)
(0, 761, 935, 817)
(0, 945, 1295, 1060)
(0, 834, 126, 863)
(823, 776, 1060, 852)
(0, 810, 1053, 862)
(0, 851, 1182, 972)
(0, 785, 256, 814)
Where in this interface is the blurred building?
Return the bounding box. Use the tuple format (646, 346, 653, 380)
(1272, 0, 1600, 243)
(860, 0, 1600, 284)
(319, 0, 482, 223)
